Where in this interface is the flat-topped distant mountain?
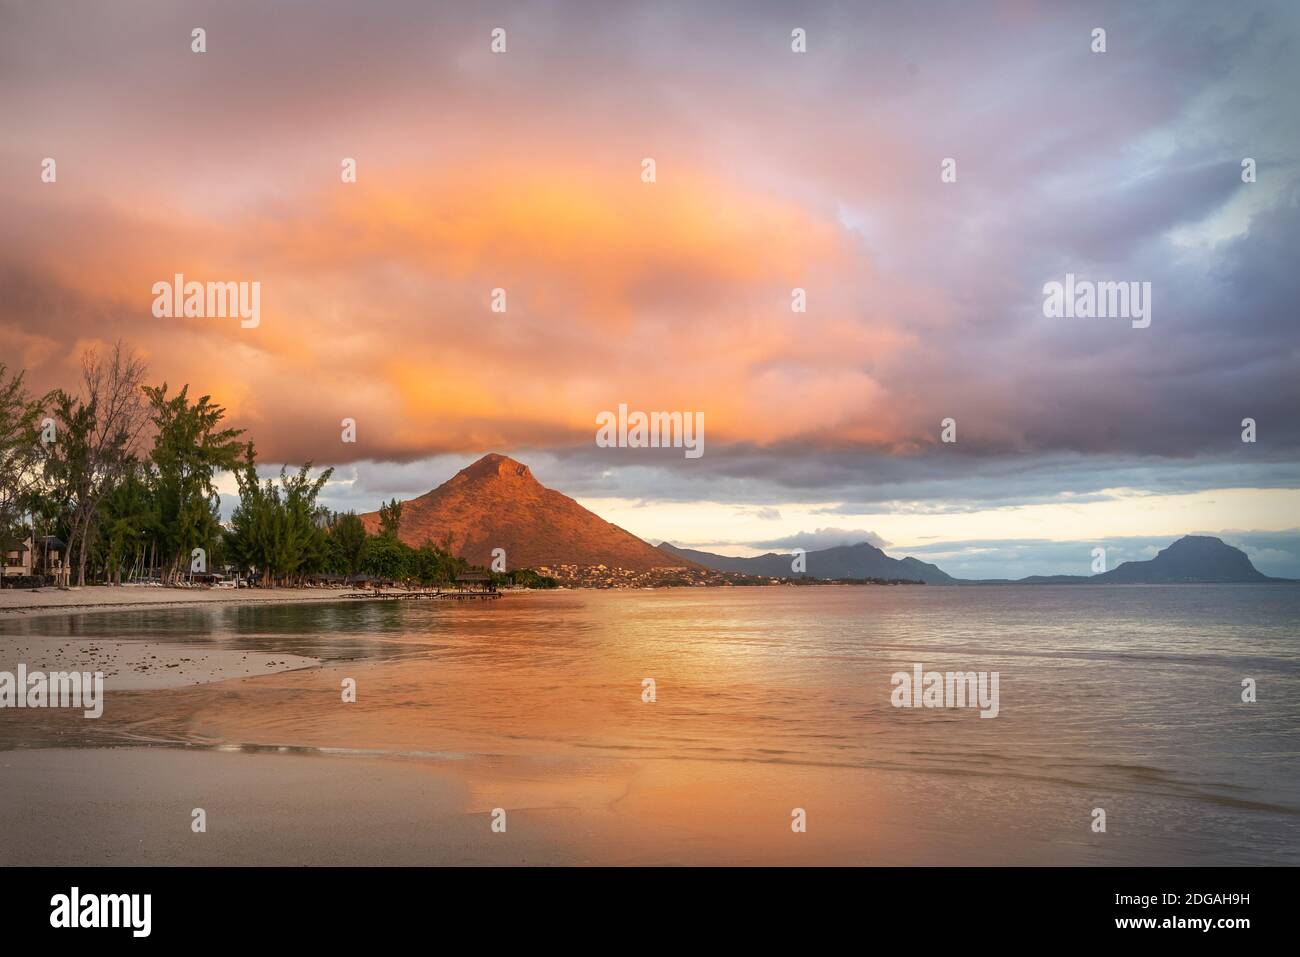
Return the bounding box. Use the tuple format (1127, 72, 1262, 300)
(359, 453, 693, 572)
(1005, 535, 1289, 584)
(661, 535, 1292, 585)
(657, 541, 957, 584)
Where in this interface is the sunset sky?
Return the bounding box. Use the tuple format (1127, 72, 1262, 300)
(2, 1, 1298, 578)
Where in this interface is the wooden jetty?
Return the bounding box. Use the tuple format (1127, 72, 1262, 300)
(341, 589, 500, 601)
(343, 574, 500, 601)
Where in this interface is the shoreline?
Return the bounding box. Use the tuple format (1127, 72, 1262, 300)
(4, 580, 1288, 624)
(0, 588, 364, 684)
(0, 585, 471, 621)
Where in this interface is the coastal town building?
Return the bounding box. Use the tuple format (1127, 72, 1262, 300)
(1, 539, 30, 579)
(1, 535, 68, 586)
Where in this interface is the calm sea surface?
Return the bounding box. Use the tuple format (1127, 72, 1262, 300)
(3, 584, 1298, 863)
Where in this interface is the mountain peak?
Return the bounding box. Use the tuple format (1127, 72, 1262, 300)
(657, 540, 954, 583)
(450, 453, 536, 485)
(1097, 534, 1273, 583)
(1164, 534, 1227, 551)
(360, 454, 685, 572)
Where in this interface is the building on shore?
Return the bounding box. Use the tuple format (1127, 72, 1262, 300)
(455, 571, 497, 594)
(1, 535, 68, 586)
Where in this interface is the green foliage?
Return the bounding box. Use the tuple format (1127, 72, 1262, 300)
(96, 463, 158, 584)
(500, 568, 559, 589)
(411, 540, 470, 586)
(355, 535, 477, 587)
(225, 444, 333, 586)
(357, 499, 477, 586)
(378, 498, 402, 538)
(0, 363, 45, 552)
(324, 511, 367, 576)
(142, 383, 244, 582)
(5, 356, 556, 591)
(40, 344, 150, 584)
(40, 389, 99, 581)
(0, 362, 38, 434)
(359, 533, 409, 583)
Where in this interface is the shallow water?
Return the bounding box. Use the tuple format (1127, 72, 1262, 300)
(3, 584, 1298, 864)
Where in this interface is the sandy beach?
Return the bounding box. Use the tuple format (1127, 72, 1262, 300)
(0, 588, 358, 688)
(2, 635, 319, 691)
(0, 584, 394, 621)
(0, 745, 1123, 866)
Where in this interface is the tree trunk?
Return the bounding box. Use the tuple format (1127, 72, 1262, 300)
(77, 526, 90, 587)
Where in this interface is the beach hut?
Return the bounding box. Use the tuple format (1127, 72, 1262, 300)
(454, 571, 496, 594)
(2, 538, 32, 580)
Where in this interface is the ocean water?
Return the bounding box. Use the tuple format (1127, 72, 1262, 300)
(3, 584, 1298, 864)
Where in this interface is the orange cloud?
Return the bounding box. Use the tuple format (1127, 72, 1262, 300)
(2, 156, 931, 464)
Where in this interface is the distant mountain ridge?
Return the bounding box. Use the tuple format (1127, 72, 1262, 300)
(662, 535, 1290, 585)
(360, 455, 1289, 584)
(657, 541, 957, 584)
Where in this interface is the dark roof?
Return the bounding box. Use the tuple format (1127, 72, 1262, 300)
(455, 572, 492, 581)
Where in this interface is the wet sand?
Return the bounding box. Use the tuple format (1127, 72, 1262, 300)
(1, 634, 318, 691)
(0, 745, 1117, 866)
(0, 585, 393, 621)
